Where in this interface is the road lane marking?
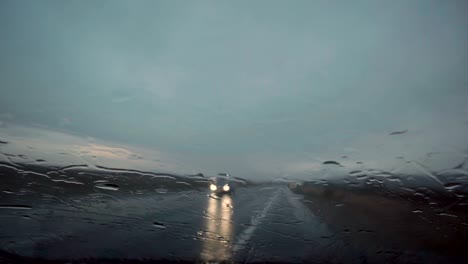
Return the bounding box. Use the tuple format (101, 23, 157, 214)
(232, 189, 281, 253)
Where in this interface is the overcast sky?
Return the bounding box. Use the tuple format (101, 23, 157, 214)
(1, 0, 468, 180)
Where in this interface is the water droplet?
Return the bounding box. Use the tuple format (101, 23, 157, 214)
(438, 212, 458, 218)
(153, 221, 166, 229)
(0, 205, 32, 210)
(412, 209, 423, 213)
(93, 180, 108, 183)
(156, 188, 168, 194)
(209, 195, 220, 200)
(94, 183, 119, 191)
(389, 129, 408, 135)
(46, 171, 59, 176)
(52, 179, 84, 185)
(386, 176, 402, 183)
(444, 182, 462, 191)
(322, 160, 341, 166)
(61, 164, 89, 171)
(176, 181, 192, 186)
(356, 173, 369, 179)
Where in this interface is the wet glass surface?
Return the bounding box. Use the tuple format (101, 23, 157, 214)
(1, 0, 468, 263)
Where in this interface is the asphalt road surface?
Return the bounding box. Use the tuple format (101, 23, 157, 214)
(1, 186, 335, 262)
(1, 184, 468, 263)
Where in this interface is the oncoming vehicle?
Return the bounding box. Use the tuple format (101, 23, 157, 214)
(209, 175, 233, 195)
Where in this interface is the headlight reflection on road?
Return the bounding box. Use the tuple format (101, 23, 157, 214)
(200, 195, 234, 262)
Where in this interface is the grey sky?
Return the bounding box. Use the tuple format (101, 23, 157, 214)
(1, 0, 468, 180)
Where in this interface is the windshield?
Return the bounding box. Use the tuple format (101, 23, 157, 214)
(1, 1, 468, 263)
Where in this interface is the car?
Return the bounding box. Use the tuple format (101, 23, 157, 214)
(209, 175, 233, 195)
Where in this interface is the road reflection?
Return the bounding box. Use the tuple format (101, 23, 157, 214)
(200, 194, 234, 262)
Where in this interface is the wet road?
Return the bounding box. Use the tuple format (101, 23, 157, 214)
(1, 186, 335, 263)
(1, 185, 468, 263)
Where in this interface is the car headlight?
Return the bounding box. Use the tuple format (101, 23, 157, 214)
(210, 184, 217, 191)
(223, 184, 230, 192)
